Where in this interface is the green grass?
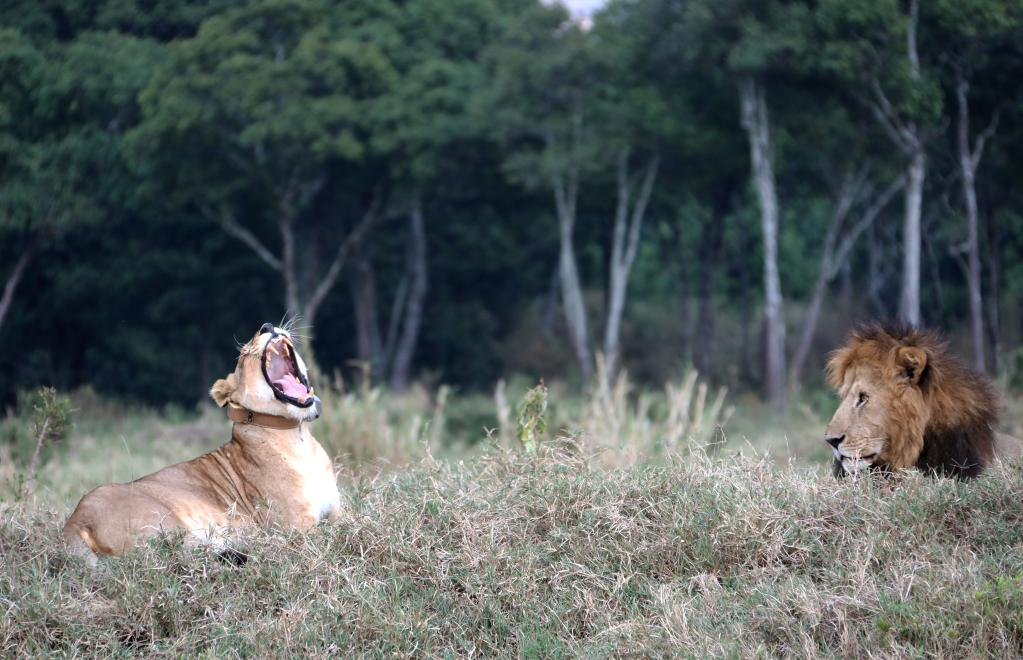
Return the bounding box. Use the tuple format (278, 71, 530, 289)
(3, 383, 1023, 656)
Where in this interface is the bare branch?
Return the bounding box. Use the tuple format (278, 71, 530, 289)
(0, 238, 36, 334)
(623, 153, 659, 269)
(864, 80, 915, 153)
(611, 147, 631, 266)
(828, 172, 907, 278)
(972, 110, 1000, 171)
(305, 187, 384, 317)
(204, 204, 283, 272)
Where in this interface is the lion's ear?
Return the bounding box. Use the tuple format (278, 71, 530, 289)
(210, 373, 238, 407)
(896, 346, 928, 385)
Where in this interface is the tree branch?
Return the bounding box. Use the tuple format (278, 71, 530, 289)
(204, 204, 283, 272)
(305, 187, 384, 317)
(0, 238, 37, 334)
(864, 80, 915, 153)
(972, 110, 999, 171)
(828, 172, 907, 278)
(623, 153, 659, 269)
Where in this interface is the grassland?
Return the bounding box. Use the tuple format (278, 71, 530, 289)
(3, 379, 1023, 657)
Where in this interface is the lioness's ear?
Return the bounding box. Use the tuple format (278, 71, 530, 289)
(210, 373, 238, 407)
(896, 346, 928, 385)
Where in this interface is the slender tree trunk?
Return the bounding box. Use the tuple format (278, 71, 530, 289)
(984, 213, 1001, 373)
(0, 241, 35, 335)
(603, 149, 659, 381)
(350, 238, 383, 376)
(899, 150, 925, 326)
(693, 206, 726, 376)
(956, 75, 999, 373)
(739, 75, 786, 411)
(867, 221, 887, 317)
(389, 198, 428, 391)
(667, 220, 692, 359)
(553, 169, 593, 382)
(279, 216, 301, 317)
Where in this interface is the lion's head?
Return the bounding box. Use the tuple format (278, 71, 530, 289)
(210, 322, 320, 422)
(824, 324, 998, 479)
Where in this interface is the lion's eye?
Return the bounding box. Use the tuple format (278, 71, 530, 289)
(856, 392, 868, 407)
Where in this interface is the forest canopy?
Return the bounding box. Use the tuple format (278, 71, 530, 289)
(2, 0, 1022, 408)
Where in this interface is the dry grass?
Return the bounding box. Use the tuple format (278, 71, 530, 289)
(3, 383, 1023, 656)
(4, 447, 1023, 656)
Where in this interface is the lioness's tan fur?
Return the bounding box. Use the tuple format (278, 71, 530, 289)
(63, 326, 339, 563)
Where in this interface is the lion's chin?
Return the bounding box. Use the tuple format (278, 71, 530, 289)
(841, 458, 873, 478)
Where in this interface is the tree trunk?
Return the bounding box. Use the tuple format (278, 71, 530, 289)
(956, 74, 999, 373)
(603, 149, 659, 381)
(350, 238, 383, 376)
(553, 170, 593, 382)
(388, 198, 428, 391)
(0, 241, 35, 335)
(899, 149, 925, 326)
(984, 212, 1001, 373)
(693, 205, 726, 377)
(739, 75, 786, 411)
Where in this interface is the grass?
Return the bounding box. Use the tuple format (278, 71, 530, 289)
(3, 379, 1023, 656)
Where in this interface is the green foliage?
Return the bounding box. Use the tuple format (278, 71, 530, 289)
(24, 387, 71, 448)
(3, 0, 1023, 408)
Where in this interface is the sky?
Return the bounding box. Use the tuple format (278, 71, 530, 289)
(557, 0, 607, 19)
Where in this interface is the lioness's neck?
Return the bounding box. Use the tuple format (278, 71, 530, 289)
(230, 422, 306, 446)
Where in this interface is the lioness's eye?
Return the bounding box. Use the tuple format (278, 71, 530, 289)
(856, 392, 868, 406)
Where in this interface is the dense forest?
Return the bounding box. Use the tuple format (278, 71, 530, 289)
(2, 0, 1022, 409)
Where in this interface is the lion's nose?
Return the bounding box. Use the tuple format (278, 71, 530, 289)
(259, 322, 274, 335)
(825, 434, 845, 449)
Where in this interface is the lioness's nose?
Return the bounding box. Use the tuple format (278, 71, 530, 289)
(825, 435, 845, 449)
(259, 322, 274, 335)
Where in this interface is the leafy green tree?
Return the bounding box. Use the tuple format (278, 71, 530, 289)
(818, 0, 947, 327)
(483, 4, 607, 381)
(673, 0, 814, 409)
(131, 0, 398, 361)
(0, 28, 151, 335)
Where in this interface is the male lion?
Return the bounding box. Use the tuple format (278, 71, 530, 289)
(824, 323, 1021, 479)
(63, 323, 341, 564)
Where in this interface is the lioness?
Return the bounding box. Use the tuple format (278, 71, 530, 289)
(63, 323, 341, 563)
(824, 323, 1021, 478)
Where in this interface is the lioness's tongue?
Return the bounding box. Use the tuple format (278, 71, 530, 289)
(274, 377, 307, 399)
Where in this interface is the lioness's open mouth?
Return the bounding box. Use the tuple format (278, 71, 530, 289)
(262, 335, 314, 407)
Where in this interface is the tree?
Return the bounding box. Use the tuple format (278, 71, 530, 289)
(819, 0, 945, 327)
(931, 0, 1022, 371)
(593, 2, 667, 381)
(356, 0, 509, 389)
(483, 5, 607, 381)
(675, 0, 814, 410)
(0, 28, 148, 335)
(131, 0, 398, 361)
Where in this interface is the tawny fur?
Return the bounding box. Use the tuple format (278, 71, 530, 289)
(62, 327, 340, 564)
(825, 324, 1006, 479)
